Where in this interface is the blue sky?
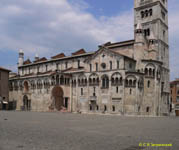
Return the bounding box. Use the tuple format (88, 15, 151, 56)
(0, 0, 178, 80)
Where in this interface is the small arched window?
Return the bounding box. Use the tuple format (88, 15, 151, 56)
(90, 105, 92, 111)
(147, 28, 150, 36)
(111, 72, 122, 86)
(104, 105, 107, 111)
(112, 106, 115, 112)
(149, 9, 153, 16)
(116, 86, 119, 93)
(101, 75, 109, 89)
(146, 107, 150, 113)
(56, 75, 59, 85)
(145, 68, 148, 75)
(149, 68, 152, 76)
(145, 10, 148, 17)
(93, 78, 96, 83)
(129, 80, 133, 86)
(89, 73, 99, 86)
(24, 81, 29, 92)
(130, 89, 132, 95)
(133, 80, 136, 87)
(60, 75, 64, 85)
(112, 77, 114, 84)
(78, 74, 87, 86)
(125, 80, 129, 86)
(120, 77, 123, 84)
(141, 11, 144, 18)
(153, 69, 155, 77)
(81, 88, 83, 96)
(148, 80, 150, 88)
(89, 78, 92, 84)
(85, 79, 87, 84)
(96, 105, 99, 111)
(110, 61, 112, 70)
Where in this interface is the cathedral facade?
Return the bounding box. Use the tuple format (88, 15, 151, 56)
(9, 0, 170, 116)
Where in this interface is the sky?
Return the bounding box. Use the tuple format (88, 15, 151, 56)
(0, 0, 178, 80)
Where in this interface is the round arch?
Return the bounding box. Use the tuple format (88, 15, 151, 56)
(51, 86, 64, 111)
(24, 81, 29, 92)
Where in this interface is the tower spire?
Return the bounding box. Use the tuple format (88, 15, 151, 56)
(18, 49, 24, 67)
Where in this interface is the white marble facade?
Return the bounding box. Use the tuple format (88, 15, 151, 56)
(9, 0, 170, 116)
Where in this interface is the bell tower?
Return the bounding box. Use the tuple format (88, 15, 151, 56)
(134, 0, 169, 68)
(134, 0, 170, 116)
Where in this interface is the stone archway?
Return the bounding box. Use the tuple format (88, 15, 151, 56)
(51, 86, 64, 111)
(24, 81, 29, 93)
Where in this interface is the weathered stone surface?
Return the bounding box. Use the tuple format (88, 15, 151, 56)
(9, 0, 170, 116)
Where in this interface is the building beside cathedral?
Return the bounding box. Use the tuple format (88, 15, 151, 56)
(0, 67, 10, 110)
(170, 79, 179, 116)
(9, 0, 170, 116)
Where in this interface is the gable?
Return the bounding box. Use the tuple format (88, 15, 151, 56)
(84, 47, 126, 72)
(85, 47, 123, 64)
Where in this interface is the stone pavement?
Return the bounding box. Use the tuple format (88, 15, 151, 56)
(0, 111, 178, 150)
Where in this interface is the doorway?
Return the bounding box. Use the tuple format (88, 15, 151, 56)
(23, 95, 31, 111)
(51, 86, 64, 111)
(64, 98, 68, 109)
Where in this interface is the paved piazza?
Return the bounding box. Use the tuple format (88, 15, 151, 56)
(0, 111, 178, 150)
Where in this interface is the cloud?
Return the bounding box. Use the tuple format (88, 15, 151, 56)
(0, 0, 178, 80)
(0, 0, 133, 58)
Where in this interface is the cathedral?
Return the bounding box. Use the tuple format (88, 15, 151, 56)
(9, 0, 170, 116)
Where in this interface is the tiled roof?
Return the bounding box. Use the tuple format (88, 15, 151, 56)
(170, 79, 179, 85)
(51, 53, 66, 59)
(23, 59, 32, 65)
(72, 49, 86, 56)
(0, 67, 11, 72)
(34, 57, 47, 63)
(100, 40, 135, 48)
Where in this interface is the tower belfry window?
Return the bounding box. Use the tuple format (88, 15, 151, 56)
(149, 9, 153, 16)
(145, 10, 148, 17)
(144, 29, 150, 36)
(141, 11, 144, 18)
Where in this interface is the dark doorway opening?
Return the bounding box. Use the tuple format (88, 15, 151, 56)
(2, 104, 7, 110)
(146, 107, 150, 113)
(64, 97, 68, 109)
(23, 95, 31, 111)
(104, 105, 107, 112)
